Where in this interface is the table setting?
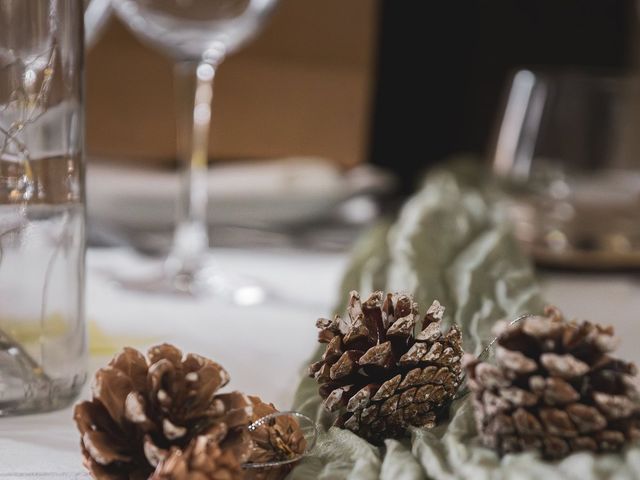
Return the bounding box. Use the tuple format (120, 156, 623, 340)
(2, 1, 640, 480)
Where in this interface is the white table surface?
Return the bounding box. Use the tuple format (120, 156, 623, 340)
(1, 247, 640, 479)
(0, 248, 349, 478)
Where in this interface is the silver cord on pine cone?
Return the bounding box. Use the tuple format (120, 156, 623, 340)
(454, 314, 533, 401)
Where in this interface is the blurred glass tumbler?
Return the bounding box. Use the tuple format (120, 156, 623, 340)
(493, 70, 640, 268)
(0, 0, 86, 414)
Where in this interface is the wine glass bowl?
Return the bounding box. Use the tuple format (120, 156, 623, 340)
(113, 0, 278, 62)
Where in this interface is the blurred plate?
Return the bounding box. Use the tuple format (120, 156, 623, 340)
(87, 157, 393, 229)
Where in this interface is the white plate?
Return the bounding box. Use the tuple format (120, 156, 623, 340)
(87, 157, 393, 229)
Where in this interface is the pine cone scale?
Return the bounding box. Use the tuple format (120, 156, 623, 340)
(359, 342, 394, 368)
(372, 375, 400, 401)
(83, 431, 132, 465)
(91, 367, 134, 429)
(110, 347, 148, 392)
(330, 351, 362, 379)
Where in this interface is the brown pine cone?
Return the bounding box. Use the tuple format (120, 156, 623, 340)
(244, 397, 307, 480)
(466, 306, 640, 459)
(74, 344, 253, 479)
(309, 291, 464, 443)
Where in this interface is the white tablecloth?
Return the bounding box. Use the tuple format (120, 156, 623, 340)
(1, 247, 639, 479)
(0, 248, 349, 478)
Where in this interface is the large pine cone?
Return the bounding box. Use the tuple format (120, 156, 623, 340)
(466, 306, 640, 459)
(74, 344, 253, 479)
(309, 291, 464, 443)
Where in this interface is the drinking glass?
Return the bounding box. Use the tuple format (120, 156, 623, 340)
(112, 0, 277, 301)
(0, 0, 86, 415)
(492, 70, 640, 268)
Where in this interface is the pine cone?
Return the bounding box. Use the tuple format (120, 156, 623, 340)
(74, 344, 253, 479)
(466, 306, 640, 459)
(244, 397, 307, 480)
(309, 291, 464, 443)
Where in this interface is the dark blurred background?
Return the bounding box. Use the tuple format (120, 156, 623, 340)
(370, 0, 637, 193)
(87, 0, 638, 193)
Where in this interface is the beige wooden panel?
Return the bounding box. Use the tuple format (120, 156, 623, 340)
(85, 0, 378, 167)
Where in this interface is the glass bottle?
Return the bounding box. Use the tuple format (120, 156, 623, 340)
(0, 0, 86, 415)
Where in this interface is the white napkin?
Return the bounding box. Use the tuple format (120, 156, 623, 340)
(87, 157, 392, 229)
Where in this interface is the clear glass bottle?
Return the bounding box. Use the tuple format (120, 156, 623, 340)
(0, 0, 86, 415)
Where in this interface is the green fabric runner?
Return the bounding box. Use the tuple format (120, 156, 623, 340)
(288, 165, 640, 479)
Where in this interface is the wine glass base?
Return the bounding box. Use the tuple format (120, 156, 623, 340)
(113, 263, 266, 305)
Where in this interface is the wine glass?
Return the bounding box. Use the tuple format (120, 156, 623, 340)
(492, 69, 640, 269)
(84, 0, 112, 48)
(111, 0, 277, 301)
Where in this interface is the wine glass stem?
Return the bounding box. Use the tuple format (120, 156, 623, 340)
(168, 60, 218, 276)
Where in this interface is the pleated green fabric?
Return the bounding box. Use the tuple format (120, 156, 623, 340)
(288, 165, 640, 479)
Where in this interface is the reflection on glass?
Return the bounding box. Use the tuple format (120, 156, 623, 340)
(84, 0, 112, 47)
